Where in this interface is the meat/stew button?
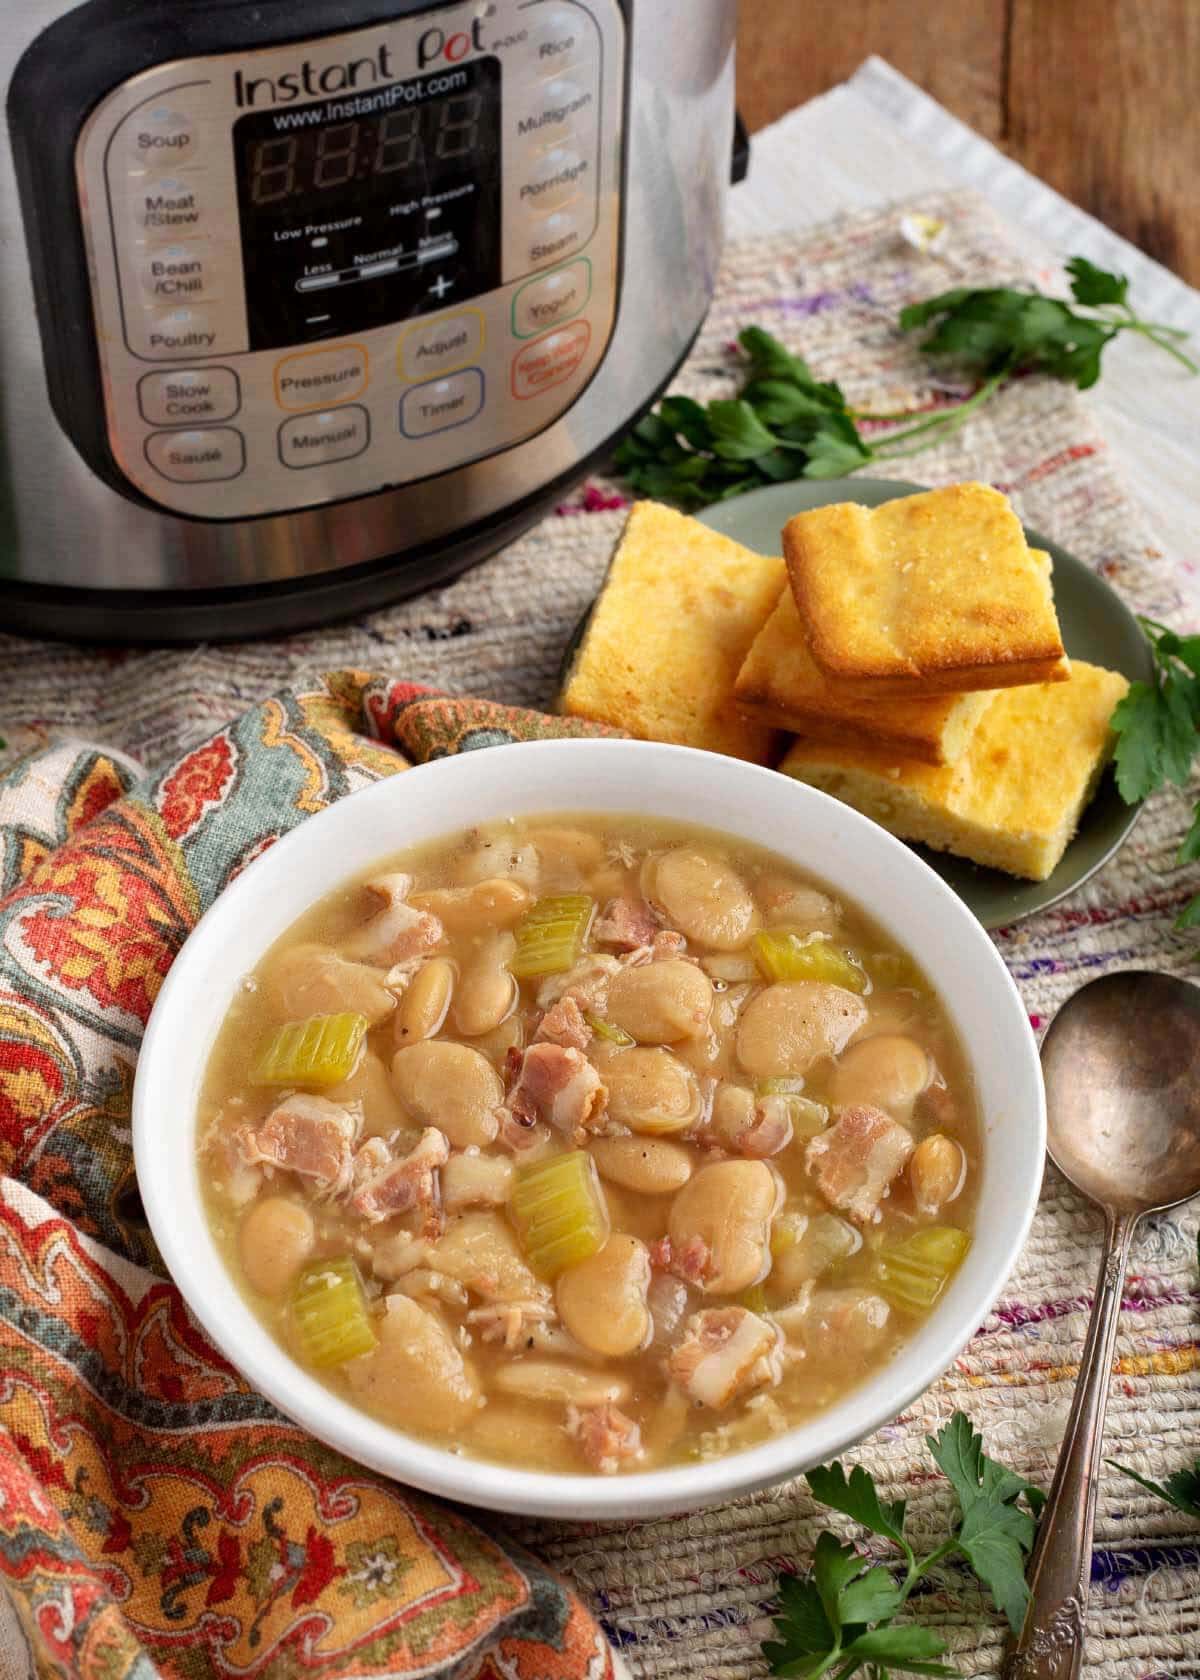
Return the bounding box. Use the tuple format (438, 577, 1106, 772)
(510, 320, 591, 399)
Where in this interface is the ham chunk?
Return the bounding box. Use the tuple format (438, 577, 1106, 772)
(343, 872, 443, 965)
(504, 1042, 607, 1144)
(535, 954, 619, 1013)
(234, 1094, 359, 1196)
(535, 994, 592, 1052)
(567, 1403, 645, 1473)
(594, 896, 660, 951)
(649, 1233, 713, 1286)
(801, 1289, 892, 1362)
(349, 1126, 449, 1232)
(805, 1104, 914, 1223)
(668, 1307, 783, 1409)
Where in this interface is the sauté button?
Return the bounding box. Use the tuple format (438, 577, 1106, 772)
(525, 206, 589, 269)
(516, 77, 592, 149)
(126, 106, 203, 167)
(511, 321, 591, 400)
(513, 260, 591, 338)
(144, 427, 245, 483)
(399, 369, 485, 438)
(279, 406, 371, 469)
(531, 8, 587, 73)
(275, 344, 368, 410)
(138, 367, 240, 425)
(399, 310, 485, 380)
(519, 147, 589, 214)
(129, 176, 208, 237)
(136, 242, 224, 304)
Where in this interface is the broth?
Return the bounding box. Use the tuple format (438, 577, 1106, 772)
(198, 813, 979, 1474)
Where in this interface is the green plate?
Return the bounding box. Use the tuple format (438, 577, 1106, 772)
(697, 478, 1152, 930)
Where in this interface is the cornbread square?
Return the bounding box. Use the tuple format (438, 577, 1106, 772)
(784, 483, 1070, 696)
(560, 501, 785, 763)
(734, 586, 996, 766)
(779, 660, 1129, 881)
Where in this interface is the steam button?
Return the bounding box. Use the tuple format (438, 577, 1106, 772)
(126, 106, 202, 168)
(524, 206, 588, 270)
(145, 427, 245, 483)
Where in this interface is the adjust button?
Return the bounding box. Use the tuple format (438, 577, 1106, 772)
(275, 344, 368, 410)
(136, 241, 225, 304)
(399, 369, 485, 438)
(279, 406, 370, 469)
(125, 105, 203, 168)
(519, 146, 589, 215)
(145, 427, 245, 483)
(138, 367, 240, 426)
(399, 309, 484, 379)
(513, 259, 591, 338)
(511, 321, 591, 400)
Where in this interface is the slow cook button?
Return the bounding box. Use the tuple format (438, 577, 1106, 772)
(125, 105, 203, 168)
(399, 309, 484, 380)
(513, 259, 591, 338)
(138, 367, 240, 425)
(136, 241, 225, 303)
(144, 427, 244, 484)
(519, 147, 589, 215)
(275, 344, 368, 410)
(511, 320, 591, 400)
(399, 369, 484, 438)
(279, 406, 371, 469)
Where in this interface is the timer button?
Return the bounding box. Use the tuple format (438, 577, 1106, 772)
(517, 77, 592, 149)
(399, 309, 485, 380)
(513, 260, 592, 339)
(126, 105, 203, 168)
(511, 321, 591, 400)
(399, 369, 485, 438)
(135, 242, 226, 305)
(531, 8, 587, 74)
(145, 427, 245, 483)
(138, 367, 240, 426)
(519, 147, 589, 215)
(275, 344, 369, 411)
(279, 406, 371, 469)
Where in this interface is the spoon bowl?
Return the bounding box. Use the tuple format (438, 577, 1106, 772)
(1041, 969, 1200, 1215)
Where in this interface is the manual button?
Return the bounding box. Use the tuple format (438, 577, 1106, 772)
(145, 427, 245, 484)
(279, 406, 370, 469)
(138, 367, 240, 425)
(513, 260, 591, 338)
(275, 344, 368, 411)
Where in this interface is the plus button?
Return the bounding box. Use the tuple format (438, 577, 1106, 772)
(428, 274, 452, 300)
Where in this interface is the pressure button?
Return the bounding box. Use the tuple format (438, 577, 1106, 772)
(138, 368, 240, 425)
(275, 345, 368, 410)
(145, 428, 245, 483)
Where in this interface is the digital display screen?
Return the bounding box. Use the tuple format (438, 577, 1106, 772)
(233, 59, 501, 350)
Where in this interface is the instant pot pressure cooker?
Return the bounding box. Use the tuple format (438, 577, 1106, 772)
(2, 0, 740, 640)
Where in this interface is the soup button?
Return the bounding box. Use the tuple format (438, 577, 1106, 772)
(511, 320, 591, 399)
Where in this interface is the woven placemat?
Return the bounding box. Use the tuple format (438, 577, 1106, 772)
(3, 189, 1199, 1677)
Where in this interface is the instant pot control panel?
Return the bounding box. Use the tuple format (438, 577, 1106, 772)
(44, 2, 626, 520)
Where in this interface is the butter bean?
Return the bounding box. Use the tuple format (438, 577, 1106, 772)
(737, 981, 867, 1079)
(908, 1133, 965, 1213)
(492, 1361, 631, 1408)
(644, 849, 760, 950)
(667, 1160, 779, 1294)
(409, 878, 532, 932)
(391, 1041, 502, 1147)
(590, 1135, 695, 1195)
(394, 957, 455, 1046)
(607, 960, 713, 1044)
(238, 1197, 314, 1297)
(604, 1047, 703, 1135)
(453, 933, 517, 1038)
(346, 1296, 480, 1432)
(557, 1234, 651, 1356)
(830, 1034, 930, 1120)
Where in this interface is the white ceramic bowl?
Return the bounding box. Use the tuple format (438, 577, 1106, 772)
(133, 738, 1044, 1519)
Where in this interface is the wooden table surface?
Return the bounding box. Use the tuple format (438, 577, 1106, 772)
(736, 0, 1199, 287)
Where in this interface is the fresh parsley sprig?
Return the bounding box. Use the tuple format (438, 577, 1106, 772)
(1107, 1458, 1200, 1521)
(614, 261, 1194, 511)
(762, 1414, 1044, 1678)
(1110, 619, 1200, 928)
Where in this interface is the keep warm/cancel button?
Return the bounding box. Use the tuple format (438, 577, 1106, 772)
(279, 406, 370, 469)
(510, 319, 591, 399)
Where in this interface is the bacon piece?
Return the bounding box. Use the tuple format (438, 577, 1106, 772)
(504, 1042, 607, 1145)
(594, 896, 660, 951)
(535, 994, 592, 1052)
(343, 872, 443, 965)
(648, 1233, 713, 1286)
(466, 1299, 557, 1351)
(349, 1126, 449, 1235)
(536, 954, 620, 1013)
(805, 1104, 914, 1224)
(234, 1094, 359, 1195)
(668, 1307, 783, 1409)
(567, 1403, 645, 1474)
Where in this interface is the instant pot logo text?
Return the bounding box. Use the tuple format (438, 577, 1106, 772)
(417, 18, 485, 68)
(234, 43, 397, 107)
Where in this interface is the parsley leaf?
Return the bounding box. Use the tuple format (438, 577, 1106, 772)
(762, 1573, 837, 1675)
(1107, 1458, 1200, 1521)
(1066, 255, 1129, 309)
(927, 1414, 1045, 1633)
(806, 1461, 909, 1551)
(840, 1626, 957, 1675)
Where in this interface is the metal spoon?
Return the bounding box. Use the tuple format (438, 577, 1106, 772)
(1007, 970, 1200, 1680)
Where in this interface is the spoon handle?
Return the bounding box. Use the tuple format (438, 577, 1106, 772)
(1005, 1209, 1137, 1680)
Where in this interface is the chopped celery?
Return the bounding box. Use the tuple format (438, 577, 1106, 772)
(864, 951, 924, 992)
(875, 1225, 970, 1314)
(801, 1213, 861, 1278)
(511, 1150, 609, 1278)
(510, 894, 595, 979)
(741, 1282, 768, 1314)
(291, 1256, 377, 1366)
(756, 1076, 806, 1096)
(586, 1013, 635, 1047)
(751, 930, 867, 992)
(252, 1011, 367, 1087)
(756, 1081, 829, 1137)
(770, 1211, 809, 1257)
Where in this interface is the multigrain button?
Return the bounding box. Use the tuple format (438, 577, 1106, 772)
(511, 320, 591, 399)
(136, 241, 225, 303)
(126, 105, 202, 167)
(516, 77, 593, 148)
(519, 147, 589, 215)
(279, 406, 370, 469)
(275, 344, 368, 410)
(513, 259, 591, 338)
(145, 427, 244, 483)
(399, 369, 484, 438)
(399, 309, 484, 379)
(138, 367, 240, 425)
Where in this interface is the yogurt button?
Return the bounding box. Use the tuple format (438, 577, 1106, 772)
(145, 427, 245, 483)
(126, 106, 202, 167)
(138, 367, 240, 425)
(513, 260, 591, 338)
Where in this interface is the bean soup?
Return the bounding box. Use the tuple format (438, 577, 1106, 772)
(199, 815, 979, 1474)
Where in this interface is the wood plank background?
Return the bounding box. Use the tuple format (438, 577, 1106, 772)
(736, 0, 1200, 285)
